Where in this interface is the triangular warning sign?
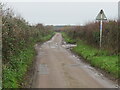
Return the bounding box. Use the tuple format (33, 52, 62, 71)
(96, 9, 107, 20)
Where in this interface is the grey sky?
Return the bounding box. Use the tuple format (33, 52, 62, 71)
(7, 2, 118, 25)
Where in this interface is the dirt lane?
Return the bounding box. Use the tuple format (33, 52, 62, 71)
(32, 33, 116, 88)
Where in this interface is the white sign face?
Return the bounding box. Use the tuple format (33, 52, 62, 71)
(96, 9, 107, 20)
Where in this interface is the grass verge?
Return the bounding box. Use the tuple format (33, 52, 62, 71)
(3, 45, 35, 88)
(3, 33, 54, 88)
(62, 32, 119, 79)
(62, 32, 76, 44)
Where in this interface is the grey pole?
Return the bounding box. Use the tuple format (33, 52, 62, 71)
(96, 9, 107, 48)
(100, 14, 103, 48)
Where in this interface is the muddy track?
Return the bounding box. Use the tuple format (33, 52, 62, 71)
(32, 33, 117, 88)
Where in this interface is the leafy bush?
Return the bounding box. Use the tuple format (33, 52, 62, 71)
(1, 3, 54, 88)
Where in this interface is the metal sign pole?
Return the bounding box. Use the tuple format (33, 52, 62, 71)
(96, 9, 107, 48)
(100, 14, 103, 48)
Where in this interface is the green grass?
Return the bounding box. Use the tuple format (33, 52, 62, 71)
(41, 34, 54, 42)
(3, 33, 54, 88)
(3, 45, 35, 88)
(62, 32, 76, 44)
(62, 32, 119, 78)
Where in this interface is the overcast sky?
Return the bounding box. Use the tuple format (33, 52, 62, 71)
(3, 1, 118, 25)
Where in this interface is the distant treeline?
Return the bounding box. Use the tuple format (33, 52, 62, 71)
(63, 20, 118, 54)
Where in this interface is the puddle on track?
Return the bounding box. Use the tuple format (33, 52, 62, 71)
(38, 64, 49, 75)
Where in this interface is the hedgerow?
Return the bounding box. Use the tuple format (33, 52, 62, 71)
(63, 21, 118, 54)
(1, 3, 54, 88)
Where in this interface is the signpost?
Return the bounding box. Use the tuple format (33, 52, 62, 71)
(96, 9, 107, 48)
